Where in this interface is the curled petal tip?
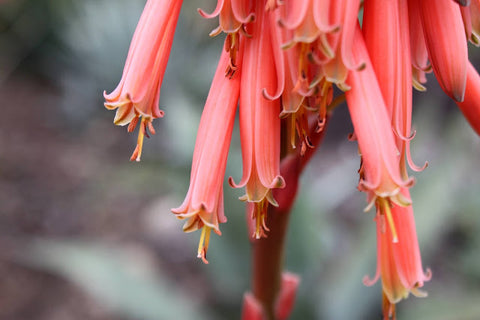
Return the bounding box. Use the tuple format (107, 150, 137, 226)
(363, 272, 380, 287)
(262, 87, 282, 101)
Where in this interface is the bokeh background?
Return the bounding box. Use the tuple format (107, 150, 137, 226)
(1, 0, 480, 319)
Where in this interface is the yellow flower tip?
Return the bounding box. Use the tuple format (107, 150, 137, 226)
(197, 226, 212, 264)
(412, 78, 427, 92)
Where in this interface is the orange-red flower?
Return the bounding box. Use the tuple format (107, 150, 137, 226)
(416, 0, 468, 102)
(321, 0, 361, 90)
(362, 4, 431, 316)
(364, 189, 431, 320)
(229, 1, 285, 239)
(363, 0, 426, 178)
(172, 46, 243, 264)
(199, 0, 254, 72)
(104, 0, 182, 161)
(407, 0, 430, 92)
(345, 26, 413, 211)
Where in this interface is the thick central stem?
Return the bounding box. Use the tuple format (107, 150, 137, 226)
(252, 204, 292, 319)
(249, 117, 329, 319)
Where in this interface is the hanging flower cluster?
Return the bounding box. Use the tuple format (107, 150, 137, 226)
(104, 0, 480, 318)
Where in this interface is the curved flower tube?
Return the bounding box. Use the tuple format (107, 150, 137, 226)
(407, 0, 430, 91)
(346, 25, 414, 209)
(172, 45, 243, 264)
(229, 1, 285, 239)
(363, 0, 426, 179)
(199, 0, 254, 72)
(364, 189, 431, 319)
(417, 0, 468, 102)
(104, 0, 183, 161)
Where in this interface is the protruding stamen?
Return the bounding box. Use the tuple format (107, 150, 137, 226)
(129, 117, 155, 162)
(225, 33, 239, 77)
(130, 117, 148, 162)
(252, 199, 270, 239)
(378, 198, 399, 243)
(197, 226, 212, 264)
(382, 291, 396, 320)
(127, 115, 140, 133)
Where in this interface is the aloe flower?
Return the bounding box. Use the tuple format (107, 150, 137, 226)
(364, 189, 432, 320)
(346, 26, 414, 212)
(172, 46, 242, 264)
(229, 0, 285, 239)
(104, 0, 182, 161)
(415, 0, 468, 102)
(408, 0, 430, 92)
(199, 0, 254, 72)
(361, 2, 431, 316)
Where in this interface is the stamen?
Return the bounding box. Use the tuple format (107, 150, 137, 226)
(197, 226, 212, 264)
(382, 291, 396, 320)
(379, 198, 399, 243)
(127, 115, 140, 133)
(225, 33, 239, 77)
(130, 117, 148, 162)
(252, 200, 269, 239)
(297, 43, 309, 90)
(290, 114, 297, 149)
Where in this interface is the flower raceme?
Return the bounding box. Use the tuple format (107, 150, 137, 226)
(104, 0, 480, 317)
(104, 0, 182, 161)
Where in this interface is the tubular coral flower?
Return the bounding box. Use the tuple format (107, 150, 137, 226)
(278, 0, 336, 45)
(364, 189, 432, 320)
(199, 0, 254, 72)
(345, 25, 414, 210)
(407, 0, 430, 92)
(417, 0, 468, 102)
(469, 1, 480, 45)
(363, 0, 402, 118)
(456, 61, 480, 135)
(460, 2, 480, 46)
(171, 46, 243, 264)
(229, 1, 285, 239)
(322, 0, 362, 90)
(104, 0, 182, 161)
(363, 0, 426, 179)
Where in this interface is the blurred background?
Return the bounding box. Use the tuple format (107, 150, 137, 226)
(1, 0, 479, 319)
